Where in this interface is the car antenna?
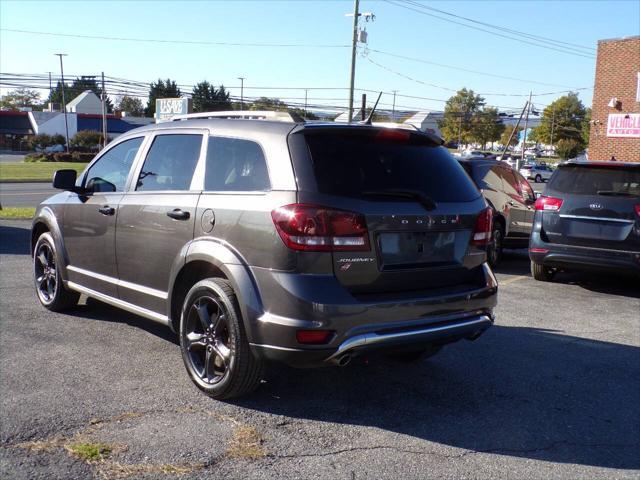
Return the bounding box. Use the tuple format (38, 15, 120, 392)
(362, 91, 383, 125)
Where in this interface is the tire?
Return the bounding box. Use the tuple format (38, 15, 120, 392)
(33, 232, 79, 311)
(387, 345, 442, 363)
(535, 174, 542, 183)
(531, 261, 555, 281)
(487, 223, 504, 268)
(179, 278, 264, 400)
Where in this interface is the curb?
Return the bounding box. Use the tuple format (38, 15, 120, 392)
(0, 179, 51, 184)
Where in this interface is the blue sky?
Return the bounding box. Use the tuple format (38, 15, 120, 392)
(1, 0, 639, 114)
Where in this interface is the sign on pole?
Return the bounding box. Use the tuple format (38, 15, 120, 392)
(155, 98, 192, 122)
(606, 113, 640, 138)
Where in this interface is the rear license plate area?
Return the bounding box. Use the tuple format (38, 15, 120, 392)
(378, 231, 457, 269)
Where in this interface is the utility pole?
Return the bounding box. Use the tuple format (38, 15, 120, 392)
(55, 53, 70, 153)
(361, 93, 367, 121)
(237, 77, 245, 110)
(550, 104, 556, 155)
(304, 89, 308, 116)
(101, 72, 108, 149)
(347, 0, 360, 123)
(501, 101, 529, 160)
(519, 91, 533, 171)
(391, 90, 397, 122)
(47, 72, 53, 105)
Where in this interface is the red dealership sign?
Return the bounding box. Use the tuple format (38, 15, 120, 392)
(607, 113, 640, 138)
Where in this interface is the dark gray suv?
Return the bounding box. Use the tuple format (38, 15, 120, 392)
(31, 113, 498, 399)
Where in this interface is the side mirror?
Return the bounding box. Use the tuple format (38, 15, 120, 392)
(52, 169, 78, 191)
(535, 191, 542, 199)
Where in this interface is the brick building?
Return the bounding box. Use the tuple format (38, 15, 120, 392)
(588, 36, 640, 161)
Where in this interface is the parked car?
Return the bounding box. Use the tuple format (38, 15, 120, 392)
(520, 164, 554, 183)
(31, 113, 498, 399)
(458, 157, 536, 266)
(35, 144, 65, 154)
(529, 161, 640, 281)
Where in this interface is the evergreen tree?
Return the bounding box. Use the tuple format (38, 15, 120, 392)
(145, 78, 182, 116)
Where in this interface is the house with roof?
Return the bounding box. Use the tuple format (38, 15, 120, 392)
(66, 90, 103, 115)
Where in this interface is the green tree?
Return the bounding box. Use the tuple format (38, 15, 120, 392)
(0, 88, 42, 110)
(582, 107, 591, 145)
(439, 88, 486, 145)
(116, 95, 144, 116)
(500, 125, 523, 148)
(555, 138, 583, 160)
(471, 107, 503, 148)
(533, 93, 586, 146)
(47, 76, 113, 112)
(145, 78, 182, 116)
(249, 97, 317, 120)
(191, 81, 232, 112)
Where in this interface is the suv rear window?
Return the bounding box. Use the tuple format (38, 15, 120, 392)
(548, 165, 640, 196)
(304, 130, 480, 202)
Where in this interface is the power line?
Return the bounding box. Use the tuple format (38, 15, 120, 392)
(366, 48, 582, 89)
(0, 28, 350, 49)
(364, 56, 592, 97)
(386, 0, 595, 59)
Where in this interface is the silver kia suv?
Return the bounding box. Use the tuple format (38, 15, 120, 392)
(31, 111, 498, 399)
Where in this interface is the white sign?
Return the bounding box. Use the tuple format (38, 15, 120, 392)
(155, 98, 192, 122)
(606, 113, 640, 138)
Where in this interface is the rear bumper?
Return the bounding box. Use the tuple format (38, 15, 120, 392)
(529, 239, 640, 274)
(246, 263, 498, 367)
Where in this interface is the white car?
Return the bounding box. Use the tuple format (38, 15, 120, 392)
(519, 164, 554, 183)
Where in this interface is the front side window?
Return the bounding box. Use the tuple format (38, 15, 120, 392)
(84, 137, 143, 193)
(136, 134, 202, 191)
(204, 137, 270, 191)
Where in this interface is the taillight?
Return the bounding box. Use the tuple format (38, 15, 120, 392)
(472, 207, 493, 246)
(271, 204, 370, 252)
(635, 204, 640, 216)
(535, 196, 563, 212)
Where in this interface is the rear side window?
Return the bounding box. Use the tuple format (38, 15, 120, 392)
(136, 134, 202, 191)
(205, 137, 270, 191)
(304, 131, 480, 202)
(84, 137, 143, 192)
(549, 165, 640, 196)
(497, 167, 521, 197)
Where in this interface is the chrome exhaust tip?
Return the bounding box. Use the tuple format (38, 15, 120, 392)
(336, 354, 352, 367)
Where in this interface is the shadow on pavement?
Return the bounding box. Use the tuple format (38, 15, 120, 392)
(237, 326, 639, 470)
(0, 224, 30, 255)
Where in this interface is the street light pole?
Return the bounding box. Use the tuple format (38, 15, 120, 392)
(347, 0, 360, 123)
(55, 53, 70, 153)
(391, 90, 397, 122)
(237, 77, 245, 110)
(519, 91, 533, 171)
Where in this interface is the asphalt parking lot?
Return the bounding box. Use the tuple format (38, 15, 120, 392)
(1, 219, 638, 479)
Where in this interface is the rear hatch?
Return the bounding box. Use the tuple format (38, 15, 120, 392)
(288, 126, 488, 295)
(540, 163, 640, 251)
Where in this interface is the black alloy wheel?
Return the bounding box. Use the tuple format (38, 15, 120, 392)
(33, 232, 79, 311)
(179, 278, 263, 399)
(183, 295, 233, 386)
(488, 224, 504, 267)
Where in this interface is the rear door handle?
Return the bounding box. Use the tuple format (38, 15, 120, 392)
(98, 205, 115, 216)
(166, 209, 190, 221)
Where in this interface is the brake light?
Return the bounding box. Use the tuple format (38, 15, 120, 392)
(271, 204, 370, 252)
(635, 204, 640, 216)
(472, 207, 493, 246)
(535, 196, 563, 212)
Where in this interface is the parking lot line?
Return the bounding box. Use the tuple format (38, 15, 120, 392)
(499, 275, 528, 286)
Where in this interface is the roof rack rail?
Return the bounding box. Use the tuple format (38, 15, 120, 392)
(170, 110, 303, 123)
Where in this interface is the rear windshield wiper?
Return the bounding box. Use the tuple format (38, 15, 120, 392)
(361, 189, 437, 211)
(596, 190, 638, 197)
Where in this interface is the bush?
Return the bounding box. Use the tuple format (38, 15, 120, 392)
(555, 139, 584, 160)
(70, 130, 103, 150)
(25, 153, 48, 162)
(71, 152, 95, 162)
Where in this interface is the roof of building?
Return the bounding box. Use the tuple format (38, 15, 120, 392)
(67, 90, 100, 109)
(0, 111, 34, 135)
(77, 114, 138, 134)
(30, 111, 62, 126)
(597, 35, 640, 45)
